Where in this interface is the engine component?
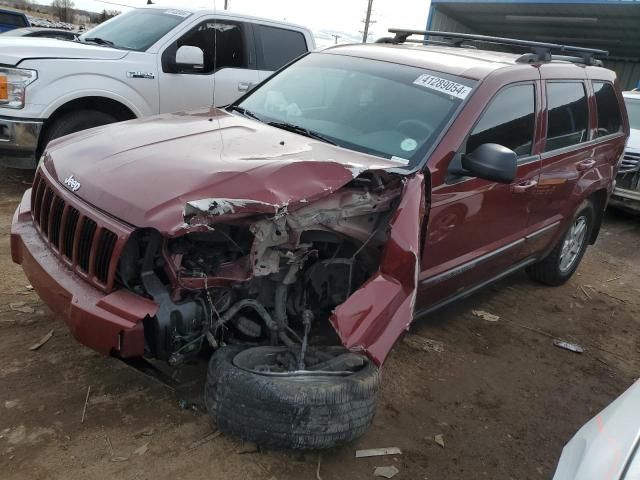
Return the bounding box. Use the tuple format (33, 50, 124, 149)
(139, 231, 205, 361)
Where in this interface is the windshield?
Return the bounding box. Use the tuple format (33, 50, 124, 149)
(79, 9, 191, 51)
(236, 53, 474, 169)
(625, 97, 640, 130)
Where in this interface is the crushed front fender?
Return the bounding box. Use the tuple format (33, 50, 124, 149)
(330, 173, 426, 365)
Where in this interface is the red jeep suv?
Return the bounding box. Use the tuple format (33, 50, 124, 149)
(11, 30, 629, 449)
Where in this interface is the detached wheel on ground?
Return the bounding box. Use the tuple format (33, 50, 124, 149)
(527, 200, 595, 286)
(40, 110, 118, 152)
(204, 345, 379, 449)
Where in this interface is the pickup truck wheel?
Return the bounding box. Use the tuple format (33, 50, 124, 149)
(526, 200, 595, 286)
(42, 110, 118, 151)
(204, 346, 379, 450)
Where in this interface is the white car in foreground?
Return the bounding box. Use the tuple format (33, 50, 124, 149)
(553, 379, 640, 479)
(0, 6, 314, 169)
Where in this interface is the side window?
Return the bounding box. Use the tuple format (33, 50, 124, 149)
(593, 82, 622, 137)
(466, 84, 536, 158)
(545, 82, 589, 152)
(257, 25, 307, 71)
(169, 20, 247, 74)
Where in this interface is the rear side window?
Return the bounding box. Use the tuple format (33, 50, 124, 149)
(257, 25, 307, 71)
(545, 82, 589, 152)
(466, 84, 536, 158)
(593, 82, 622, 137)
(0, 12, 28, 27)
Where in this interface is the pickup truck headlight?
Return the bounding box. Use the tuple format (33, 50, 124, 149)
(0, 67, 37, 109)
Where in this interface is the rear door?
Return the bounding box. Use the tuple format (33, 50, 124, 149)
(522, 78, 592, 256)
(254, 24, 310, 82)
(417, 82, 542, 310)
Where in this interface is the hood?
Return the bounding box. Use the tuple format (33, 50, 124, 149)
(44, 108, 402, 234)
(628, 128, 640, 152)
(552, 379, 640, 480)
(0, 37, 128, 66)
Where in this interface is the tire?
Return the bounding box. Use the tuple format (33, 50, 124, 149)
(526, 200, 595, 286)
(204, 346, 379, 450)
(41, 110, 118, 152)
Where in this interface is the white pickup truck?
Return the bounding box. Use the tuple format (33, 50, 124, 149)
(0, 6, 315, 168)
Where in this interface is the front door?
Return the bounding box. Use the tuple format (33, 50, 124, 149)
(417, 82, 542, 311)
(158, 18, 261, 113)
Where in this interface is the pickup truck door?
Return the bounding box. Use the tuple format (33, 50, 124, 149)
(157, 18, 261, 112)
(416, 82, 542, 312)
(253, 24, 311, 83)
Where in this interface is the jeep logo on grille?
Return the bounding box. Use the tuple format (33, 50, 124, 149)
(63, 175, 81, 192)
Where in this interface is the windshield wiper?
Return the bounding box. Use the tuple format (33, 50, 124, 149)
(227, 105, 261, 121)
(82, 37, 115, 47)
(267, 121, 337, 145)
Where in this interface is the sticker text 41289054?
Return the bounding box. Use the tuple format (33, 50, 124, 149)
(413, 74, 472, 100)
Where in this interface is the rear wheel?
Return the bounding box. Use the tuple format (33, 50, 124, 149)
(204, 346, 379, 450)
(526, 200, 594, 286)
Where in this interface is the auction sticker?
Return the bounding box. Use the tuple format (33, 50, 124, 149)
(413, 74, 472, 100)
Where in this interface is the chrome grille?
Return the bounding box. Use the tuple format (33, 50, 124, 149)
(619, 150, 640, 174)
(31, 171, 125, 290)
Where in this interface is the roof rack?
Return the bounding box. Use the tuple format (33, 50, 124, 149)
(375, 29, 608, 66)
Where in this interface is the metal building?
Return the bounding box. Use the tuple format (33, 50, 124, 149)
(426, 0, 640, 89)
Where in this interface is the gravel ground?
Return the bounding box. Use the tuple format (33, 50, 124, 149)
(1, 167, 638, 480)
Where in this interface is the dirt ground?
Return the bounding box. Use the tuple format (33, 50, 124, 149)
(1, 167, 638, 480)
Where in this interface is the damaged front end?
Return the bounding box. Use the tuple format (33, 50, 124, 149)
(116, 170, 425, 368)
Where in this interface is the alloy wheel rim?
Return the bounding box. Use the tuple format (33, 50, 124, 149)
(559, 216, 588, 273)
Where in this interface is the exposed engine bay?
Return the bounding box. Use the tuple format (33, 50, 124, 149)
(116, 171, 403, 369)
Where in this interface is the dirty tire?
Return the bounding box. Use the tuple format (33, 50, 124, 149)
(204, 346, 379, 450)
(526, 200, 595, 286)
(41, 110, 118, 152)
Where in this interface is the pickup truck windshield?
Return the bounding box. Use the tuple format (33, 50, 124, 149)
(79, 9, 191, 51)
(626, 98, 640, 130)
(236, 52, 474, 169)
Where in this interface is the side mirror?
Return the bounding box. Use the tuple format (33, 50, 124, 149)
(175, 45, 204, 70)
(461, 143, 517, 183)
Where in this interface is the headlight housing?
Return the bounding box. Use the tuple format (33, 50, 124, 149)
(0, 67, 37, 109)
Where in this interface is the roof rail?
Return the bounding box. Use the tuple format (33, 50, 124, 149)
(376, 29, 608, 66)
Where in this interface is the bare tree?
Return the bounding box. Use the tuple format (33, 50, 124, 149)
(51, 0, 75, 23)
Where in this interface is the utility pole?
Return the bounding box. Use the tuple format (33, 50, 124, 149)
(362, 0, 374, 43)
(224, 0, 228, 9)
(332, 34, 341, 45)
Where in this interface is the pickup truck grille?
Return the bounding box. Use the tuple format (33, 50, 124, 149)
(31, 171, 129, 291)
(619, 151, 640, 174)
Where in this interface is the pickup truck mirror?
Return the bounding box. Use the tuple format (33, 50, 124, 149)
(175, 46, 204, 70)
(461, 143, 517, 184)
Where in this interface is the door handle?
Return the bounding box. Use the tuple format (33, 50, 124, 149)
(511, 179, 538, 193)
(237, 82, 253, 92)
(577, 159, 596, 172)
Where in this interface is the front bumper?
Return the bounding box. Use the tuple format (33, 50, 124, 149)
(0, 115, 43, 169)
(10, 189, 158, 357)
(610, 187, 640, 212)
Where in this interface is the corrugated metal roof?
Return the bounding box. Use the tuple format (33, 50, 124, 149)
(428, 1, 640, 59)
